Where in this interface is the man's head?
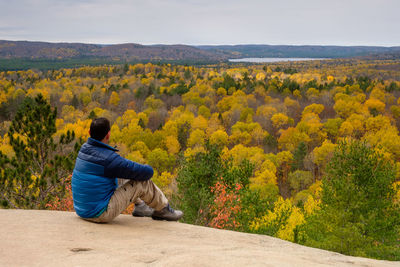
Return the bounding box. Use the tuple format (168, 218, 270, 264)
(89, 117, 111, 142)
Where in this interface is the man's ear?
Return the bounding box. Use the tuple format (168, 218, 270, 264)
(106, 131, 111, 140)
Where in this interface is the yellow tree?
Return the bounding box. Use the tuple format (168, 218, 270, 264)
(250, 158, 279, 200)
(209, 130, 229, 147)
(271, 113, 291, 134)
(364, 98, 385, 115)
(333, 95, 365, 118)
(324, 118, 343, 141)
(312, 140, 337, 175)
(278, 127, 310, 152)
(302, 103, 324, 116)
(250, 197, 305, 242)
(109, 91, 120, 107)
(165, 136, 180, 155)
(187, 129, 206, 148)
(297, 112, 326, 148)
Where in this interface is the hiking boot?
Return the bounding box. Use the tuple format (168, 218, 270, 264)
(132, 202, 154, 217)
(151, 204, 183, 221)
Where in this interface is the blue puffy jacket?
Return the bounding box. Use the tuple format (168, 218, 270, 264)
(72, 138, 154, 218)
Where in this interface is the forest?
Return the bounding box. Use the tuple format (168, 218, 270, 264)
(0, 58, 399, 260)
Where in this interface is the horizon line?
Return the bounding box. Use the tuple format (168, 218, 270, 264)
(1, 39, 399, 48)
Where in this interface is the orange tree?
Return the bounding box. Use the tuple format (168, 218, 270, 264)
(209, 178, 242, 230)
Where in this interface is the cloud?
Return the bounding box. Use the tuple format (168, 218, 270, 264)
(0, 0, 399, 46)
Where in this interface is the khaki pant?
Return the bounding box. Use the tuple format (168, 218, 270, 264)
(85, 179, 168, 223)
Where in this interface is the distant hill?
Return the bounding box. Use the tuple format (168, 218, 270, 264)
(197, 44, 400, 59)
(1, 40, 400, 70)
(0, 40, 227, 61)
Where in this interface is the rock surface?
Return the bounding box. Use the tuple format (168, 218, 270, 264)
(0, 209, 398, 267)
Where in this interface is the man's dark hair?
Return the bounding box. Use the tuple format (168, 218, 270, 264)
(90, 117, 110, 141)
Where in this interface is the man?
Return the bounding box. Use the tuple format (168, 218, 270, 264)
(71, 117, 183, 223)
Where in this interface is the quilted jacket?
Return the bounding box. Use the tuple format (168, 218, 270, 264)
(72, 138, 154, 218)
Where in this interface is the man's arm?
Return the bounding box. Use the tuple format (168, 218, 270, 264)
(104, 153, 154, 181)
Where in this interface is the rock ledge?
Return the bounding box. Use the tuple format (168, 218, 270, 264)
(0, 209, 397, 267)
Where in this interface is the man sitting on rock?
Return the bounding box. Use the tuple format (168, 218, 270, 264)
(71, 117, 183, 223)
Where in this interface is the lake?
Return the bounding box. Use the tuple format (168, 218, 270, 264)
(229, 57, 330, 63)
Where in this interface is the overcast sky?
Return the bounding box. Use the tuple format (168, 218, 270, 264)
(0, 0, 399, 46)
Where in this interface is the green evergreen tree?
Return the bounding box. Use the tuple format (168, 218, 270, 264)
(184, 68, 191, 80)
(88, 110, 97, 120)
(0, 94, 81, 209)
(177, 122, 190, 151)
(123, 63, 129, 73)
(299, 140, 400, 260)
(138, 118, 146, 129)
(291, 141, 307, 170)
(71, 94, 79, 108)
